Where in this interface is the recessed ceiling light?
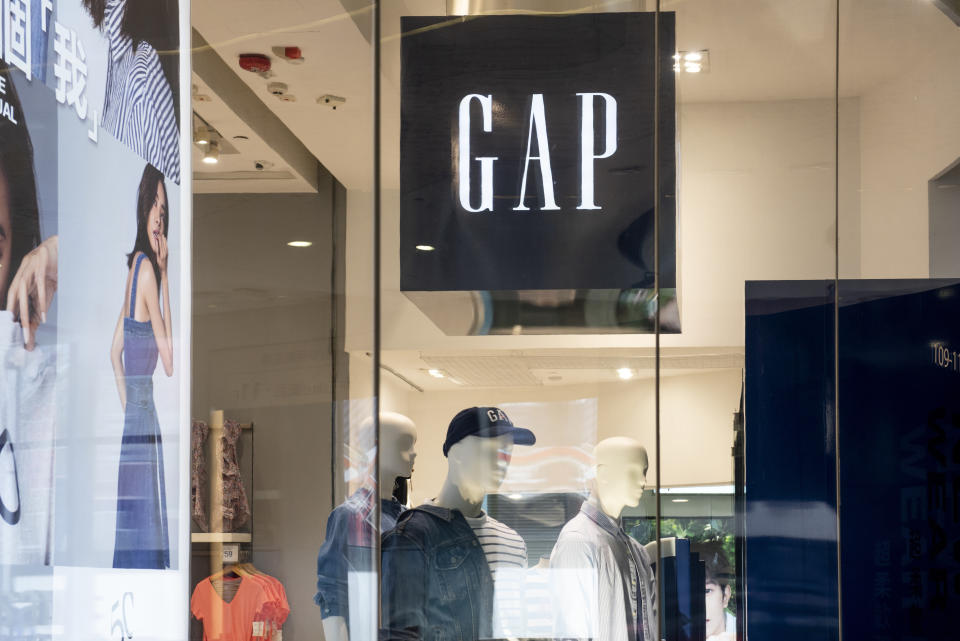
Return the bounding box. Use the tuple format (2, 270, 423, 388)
(287, 241, 312, 248)
(671, 498, 689, 503)
(428, 369, 445, 378)
(508, 493, 524, 500)
(617, 367, 633, 380)
(415, 244, 435, 251)
(675, 50, 710, 74)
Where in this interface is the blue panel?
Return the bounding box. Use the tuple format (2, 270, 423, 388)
(745, 280, 839, 641)
(838, 280, 960, 639)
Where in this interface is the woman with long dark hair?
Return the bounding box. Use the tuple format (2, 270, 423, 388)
(109, 163, 173, 569)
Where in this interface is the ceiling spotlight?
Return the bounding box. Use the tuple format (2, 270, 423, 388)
(428, 369, 445, 378)
(194, 127, 211, 145)
(287, 240, 313, 248)
(415, 244, 435, 251)
(202, 140, 220, 164)
(683, 51, 702, 62)
(684, 62, 702, 73)
(617, 367, 634, 380)
(671, 498, 689, 503)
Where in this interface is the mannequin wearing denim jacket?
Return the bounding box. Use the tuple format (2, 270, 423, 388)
(317, 413, 417, 641)
(382, 407, 536, 641)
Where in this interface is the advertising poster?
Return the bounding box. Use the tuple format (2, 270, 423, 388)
(0, 0, 189, 639)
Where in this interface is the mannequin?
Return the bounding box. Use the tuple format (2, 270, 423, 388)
(381, 406, 535, 641)
(434, 433, 512, 515)
(551, 437, 657, 641)
(590, 436, 649, 518)
(317, 412, 417, 641)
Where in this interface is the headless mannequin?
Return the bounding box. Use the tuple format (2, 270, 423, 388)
(434, 434, 513, 516)
(589, 436, 648, 519)
(321, 413, 417, 641)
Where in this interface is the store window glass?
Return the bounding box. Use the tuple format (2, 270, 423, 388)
(381, 3, 662, 641)
(835, 2, 960, 639)
(187, 3, 376, 641)
(8, 0, 958, 638)
(665, 2, 840, 641)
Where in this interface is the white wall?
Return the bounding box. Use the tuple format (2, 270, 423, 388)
(857, 14, 960, 278)
(380, 369, 742, 505)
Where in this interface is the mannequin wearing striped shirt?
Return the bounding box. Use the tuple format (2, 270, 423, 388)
(435, 434, 527, 568)
(434, 434, 528, 635)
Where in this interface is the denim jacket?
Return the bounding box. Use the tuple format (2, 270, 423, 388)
(381, 504, 494, 641)
(315, 488, 405, 619)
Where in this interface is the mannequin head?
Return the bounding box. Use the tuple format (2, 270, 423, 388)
(446, 434, 514, 504)
(436, 407, 534, 513)
(356, 412, 417, 498)
(379, 412, 418, 487)
(593, 437, 648, 518)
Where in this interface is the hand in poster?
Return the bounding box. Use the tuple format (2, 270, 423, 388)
(156, 231, 168, 276)
(6, 235, 58, 350)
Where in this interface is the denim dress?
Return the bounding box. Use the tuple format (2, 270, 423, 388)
(113, 254, 169, 569)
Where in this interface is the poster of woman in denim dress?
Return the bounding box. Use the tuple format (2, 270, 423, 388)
(109, 165, 174, 569)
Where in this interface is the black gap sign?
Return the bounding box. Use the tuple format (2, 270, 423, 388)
(400, 13, 676, 292)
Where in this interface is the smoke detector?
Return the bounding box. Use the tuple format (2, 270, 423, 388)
(317, 94, 346, 110)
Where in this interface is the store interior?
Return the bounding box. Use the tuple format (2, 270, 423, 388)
(186, 1, 960, 639)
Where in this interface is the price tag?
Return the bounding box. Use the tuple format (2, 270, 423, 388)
(222, 544, 239, 563)
(252, 621, 265, 637)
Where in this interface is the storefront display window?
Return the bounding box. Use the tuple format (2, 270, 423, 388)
(1, 0, 958, 640)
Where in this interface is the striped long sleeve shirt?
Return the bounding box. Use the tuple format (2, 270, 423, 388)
(101, 0, 181, 183)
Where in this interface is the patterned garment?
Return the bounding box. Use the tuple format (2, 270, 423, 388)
(462, 511, 527, 574)
(191, 420, 209, 531)
(315, 487, 405, 619)
(220, 419, 250, 532)
(101, 0, 180, 183)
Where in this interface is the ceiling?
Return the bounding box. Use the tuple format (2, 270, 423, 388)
(190, 0, 958, 191)
(381, 348, 744, 391)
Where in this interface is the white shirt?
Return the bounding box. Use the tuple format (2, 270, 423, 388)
(0, 311, 57, 565)
(550, 501, 657, 641)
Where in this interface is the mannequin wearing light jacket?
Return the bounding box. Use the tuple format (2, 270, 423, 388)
(551, 437, 658, 641)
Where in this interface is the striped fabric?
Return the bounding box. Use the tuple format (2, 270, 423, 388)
(101, 0, 181, 183)
(463, 512, 527, 574)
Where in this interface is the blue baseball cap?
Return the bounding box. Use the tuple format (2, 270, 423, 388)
(443, 407, 536, 457)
